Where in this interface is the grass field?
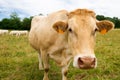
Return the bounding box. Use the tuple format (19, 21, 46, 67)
(0, 29, 120, 80)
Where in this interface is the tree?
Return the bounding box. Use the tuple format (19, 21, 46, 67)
(9, 12, 22, 30)
(0, 20, 2, 28)
(0, 18, 11, 29)
(10, 12, 19, 20)
(21, 17, 32, 30)
(112, 17, 120, 28)
(96, 15, 105, 20)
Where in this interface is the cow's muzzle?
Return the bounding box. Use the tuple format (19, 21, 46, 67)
(78, 57, 96, 69)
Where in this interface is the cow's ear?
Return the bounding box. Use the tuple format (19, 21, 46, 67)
(53, 21, 68, 34)
(96, 20, 114, 34)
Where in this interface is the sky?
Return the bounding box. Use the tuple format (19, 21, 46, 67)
(0, 0, 120, 20)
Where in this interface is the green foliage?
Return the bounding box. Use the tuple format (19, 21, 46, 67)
(0, 12, 32, 30)
(0, 18, 11, 29)
(10, 12, 19, 20)
(21, 17, 33, 30)
(96, 15, 105, 20)
(0, 29, 120, 80)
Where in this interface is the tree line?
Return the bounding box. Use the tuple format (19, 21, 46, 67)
(0, 12, 120, 30)
(0, 12, 33, 30)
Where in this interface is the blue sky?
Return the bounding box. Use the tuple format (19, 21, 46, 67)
(0, 0, 120, 20)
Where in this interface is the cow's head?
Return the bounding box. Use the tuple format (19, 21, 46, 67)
(53, 9, 114, 69)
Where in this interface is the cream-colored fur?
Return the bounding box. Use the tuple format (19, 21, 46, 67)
(29, 10, 70, 80)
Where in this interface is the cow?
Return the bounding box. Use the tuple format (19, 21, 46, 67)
(9, 30, 28, 36)
(0, 29, 8, 35)
(29, 9, 114, 80)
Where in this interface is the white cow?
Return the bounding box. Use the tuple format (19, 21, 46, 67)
(29, 9, 114, 80)
(0, 29, 9, 35)
(9, 30, 28, 36)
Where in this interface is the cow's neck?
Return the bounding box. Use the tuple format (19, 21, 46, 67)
(48, 32, 72, 66)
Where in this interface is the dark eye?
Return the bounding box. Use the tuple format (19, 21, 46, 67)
(69, 28, 72, 32)
(95, 28, 98, 32)
(92, 28, 98, 35)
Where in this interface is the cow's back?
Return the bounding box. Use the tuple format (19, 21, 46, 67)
(29, 10, 68, 51)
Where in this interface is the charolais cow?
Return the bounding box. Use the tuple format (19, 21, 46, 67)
(29, 9, 114, 80)
(9, 30, 28, 36)
(0, 29, 8, 35)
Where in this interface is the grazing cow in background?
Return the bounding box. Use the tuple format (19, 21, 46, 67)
(9, 30, 19, 36)
(29, 9, 114, 80)
(9, 30, 28, 36)
(0, 29, 8, 35)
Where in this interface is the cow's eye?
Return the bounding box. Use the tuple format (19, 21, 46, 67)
(69, 28, 72, 32)
(95, 28, 98, 32)
(92, 28, 98, 35)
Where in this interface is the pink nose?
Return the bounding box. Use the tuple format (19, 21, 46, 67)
(78, 57, 96, 69)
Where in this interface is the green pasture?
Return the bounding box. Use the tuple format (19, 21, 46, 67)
(0, 29, 120, 80)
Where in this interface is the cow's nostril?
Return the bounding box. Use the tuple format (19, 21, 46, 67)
(78, 57, 84, 65)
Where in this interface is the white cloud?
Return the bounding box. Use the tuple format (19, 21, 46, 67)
(0, 0, 120, 19)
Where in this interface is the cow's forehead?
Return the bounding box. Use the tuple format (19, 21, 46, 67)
(69, 9, 96, 19)
(68, 14, 97, 31)
(68, 9, 96, 29)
